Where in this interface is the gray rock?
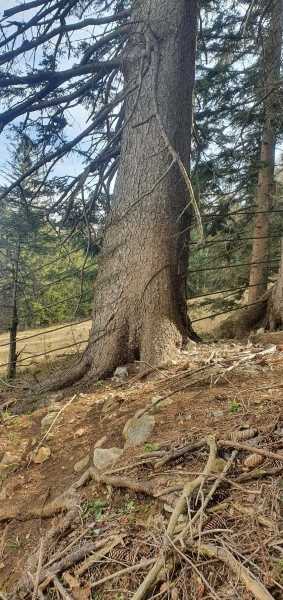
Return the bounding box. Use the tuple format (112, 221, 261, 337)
(0, 452, 20, 467)
(93, 447, 123, 471)
(74, 454, 90, 473)
(210, 410, 224, 418)
(113, 366, 128, 381)
(48, 402, 61, 413)
(123, 414, 155, 448)
(41, 412, 57, 430)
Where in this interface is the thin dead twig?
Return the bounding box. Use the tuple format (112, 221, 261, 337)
(154, 439, 206, 470)
(166, 534, 221, 600)
(75, 535, 124, 576)
(195, 542, 274, 600)
(0, 524, 8, 559)
(90, 558, 156, 589)
(52, 575, 73, 600)
(37, 543, 97, 593)
(236, 464, 283, 482)
(131, 436, 217, 600)
(218, 439, 283, 462)
(32, 538, 45, 600)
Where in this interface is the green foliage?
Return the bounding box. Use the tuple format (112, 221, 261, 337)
(82, 499, 108, 520)
(229, 400, 241, 413)
(118, 499, 137, 515)
(143, 442, 160, 453)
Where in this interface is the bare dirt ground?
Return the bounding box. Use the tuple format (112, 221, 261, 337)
(0, 334, 282, 599)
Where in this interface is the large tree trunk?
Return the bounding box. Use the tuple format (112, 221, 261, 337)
(217, 241, 283, 340)
(48, 0, 198, 389)
(248, 0, 283, 304)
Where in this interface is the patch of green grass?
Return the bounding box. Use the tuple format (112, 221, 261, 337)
(229, 400, 241, 414)
(143, 442, 160, 453)
(117, 498, 138, 517)
(82, 499, 108, 520)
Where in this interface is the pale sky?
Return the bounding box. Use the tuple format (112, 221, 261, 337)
(0, 0, 89, 185)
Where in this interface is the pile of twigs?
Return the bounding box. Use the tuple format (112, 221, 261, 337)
(8, 418, 283, 600)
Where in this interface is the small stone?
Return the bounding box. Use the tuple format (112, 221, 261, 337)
(75, 427, 86, 437)
(41, 412, 57, 430)
(210, 410, 224, 418)
(74, 454, 90, 473)
(0, 486, 7, 500)
(123, 414, 155, 448)
(113, 366, 128, 381)
(93, 447, 123, 471)
(32, 446, 51, 464)
(48, 402, 61, 413)
(0, 452, 20, 467)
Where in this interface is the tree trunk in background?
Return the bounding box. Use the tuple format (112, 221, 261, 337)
(48, 0, 198, 389)
(7, 241, 20, 380)
(248, 0, 283, 304)
(266, 238, 283, 329)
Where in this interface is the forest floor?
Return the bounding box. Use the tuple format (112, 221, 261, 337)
(0, 333, 282, 599)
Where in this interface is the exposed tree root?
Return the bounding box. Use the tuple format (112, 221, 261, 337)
(0, 492, 78, 523)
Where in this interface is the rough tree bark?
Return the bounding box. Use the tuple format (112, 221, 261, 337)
(48, 0, 199, 389)
(248, 0, 283, 304)
(266, 238, 283, 330)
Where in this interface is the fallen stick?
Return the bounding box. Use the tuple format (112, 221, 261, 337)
(15, 508, 80, 597)
(38, 542, 98, 592)
(218, 439, 283, 462)
(179, 450, 238, 543)
(195, 542, 274, 600)
(75, 535, 124, 576)
(52, 575, 73, 600)
(166, 535, 220, 600)
(32, 538, 45, 600)
(90, 558, 156, 589)
(131, 436, 217, 600)
(236, 464, 283, 482)
(154, 439, 205, 470)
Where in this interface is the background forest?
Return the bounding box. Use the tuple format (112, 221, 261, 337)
(0, 0, 282, 376)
